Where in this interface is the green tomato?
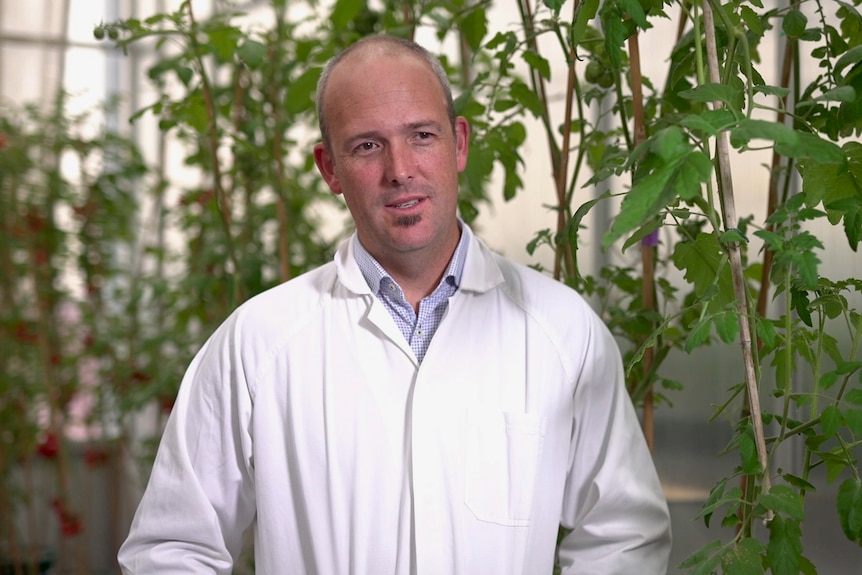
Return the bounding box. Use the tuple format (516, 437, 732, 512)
(584, 60, 603, 84)
(108, 27, 119, 40)
(597, 70, 615, 89)
(93, 27, 105, 40)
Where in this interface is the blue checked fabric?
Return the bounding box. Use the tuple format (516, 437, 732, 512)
(354, 229, 468, 363)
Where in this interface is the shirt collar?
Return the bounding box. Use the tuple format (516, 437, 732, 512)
(354, 221, 469, 296)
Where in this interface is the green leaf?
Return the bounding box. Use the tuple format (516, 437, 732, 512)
(801, 141, 861, 207)
(510, 80, 544, 118)
(330, 0, 363, 31)
(790, 240, 822, 289)
(679, 540, 723, 572)
(679, 114, 720, 136)
(175, 66, 193, 87)
(821, 405, 842, 437)
(843, 408, 862, 435)
(617, 0, 648, 29)
(740, 422, 762, 474)
(730, 119, 798, 148)
(523, 50, 551, 81)
(621, 216, 661, 253)
(800, 555, 817, 575)
(824, 446, 854, 483)
(755, 318, 776, 349)
(837, 477, 862, 544)
(791, 287, 813, 327)
(681, 108, 738, 137)
(827, 196, 862, 251)
(650, 124, 688, 160)
(569, 192, 611, 253)
(672, 233, 736, 311)
(457, 198, 478, 224)
(543, 0, 566, 14)
(778, 132, 846, 163)
(697, 480, 745, 528)
(285, 66, 321, 114)
(721, 507, 742, 529)
(571, 0, 600, 47)
(837, 360, 862, 376)
(721, 538, 766, 575)
(740, 5, 765, 36)
(820, 370, 839, 390)
(603, 129, 711, 249)
(754, 84, 791, 98)
(173, 91, 209, 133)
(493, 99, 517, 113)
(680, 82, 741, 107)
(502, 164, 523, 201)
(781, 473, 817, 492)
(759, 485, 805, 520)
(685, 318, 712, 352)
(237, 39, 267, 68)
(459, 5, 487, 52)
(767, 515, 803, 575)
(846, 389, 862, 405)
(714, 310, 740, 344)
(601, 5, 627, 71)
(526, 229, 551, 256)
(720, 228, 748, 244)
(782, 9, 807, 39)
(835, 45, 862, 77)
(815, 86, 857, 103)
(206, 26, 241, 63)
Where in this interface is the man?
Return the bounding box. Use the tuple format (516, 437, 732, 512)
(119, 35, 671, 574)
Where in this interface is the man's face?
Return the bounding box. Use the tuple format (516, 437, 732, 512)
(313, 52, 469, 266)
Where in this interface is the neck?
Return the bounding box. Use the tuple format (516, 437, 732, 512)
(375, 233, 460, 312)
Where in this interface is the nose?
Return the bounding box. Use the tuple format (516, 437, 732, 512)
(384, 142, 413, 185)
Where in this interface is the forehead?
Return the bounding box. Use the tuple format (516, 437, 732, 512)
(322, 51, 448, 127)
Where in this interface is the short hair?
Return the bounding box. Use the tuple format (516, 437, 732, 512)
(315, 35, 457, 150)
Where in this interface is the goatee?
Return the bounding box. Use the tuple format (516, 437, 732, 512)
(395, 215, 422, 227)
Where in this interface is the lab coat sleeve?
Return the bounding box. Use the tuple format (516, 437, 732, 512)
(118, 315, 256, 574)
(557, 313, 671, 574)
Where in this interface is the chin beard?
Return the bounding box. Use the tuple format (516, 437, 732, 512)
(394, 215, 422, 227)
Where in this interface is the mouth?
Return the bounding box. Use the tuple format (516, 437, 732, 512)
(387, 197, 423, 209)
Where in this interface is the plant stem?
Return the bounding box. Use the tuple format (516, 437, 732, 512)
(552, 1, 578, 281)
(185, 0, 243, 305)
(515, 0, 569, 279)
(627, 28, 656, 449)
(268, 3, 291, 283)
(703, 0, 771, 504)
(773, 271, 794, 454)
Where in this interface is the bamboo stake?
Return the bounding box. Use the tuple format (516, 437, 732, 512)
(756, 14, 796, 324)
(626, 28, 657, 451)
(702, 0, 771, 499)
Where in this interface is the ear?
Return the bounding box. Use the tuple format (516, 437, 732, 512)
(454, 116, 470, 173)
(313, 142, 343, 195)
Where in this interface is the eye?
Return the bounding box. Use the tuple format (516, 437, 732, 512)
(414, 131, 435, 144)
(353, 141, 379, 155)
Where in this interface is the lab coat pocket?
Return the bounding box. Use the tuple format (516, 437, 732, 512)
(464, 409, 545, 526)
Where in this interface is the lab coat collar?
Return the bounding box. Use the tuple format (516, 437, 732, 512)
(333, 222, 505, 297)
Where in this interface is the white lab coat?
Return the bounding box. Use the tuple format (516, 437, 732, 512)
(119, 227, 671, 574)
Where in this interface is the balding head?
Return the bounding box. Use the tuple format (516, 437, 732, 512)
(315, 35, 456, 151)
